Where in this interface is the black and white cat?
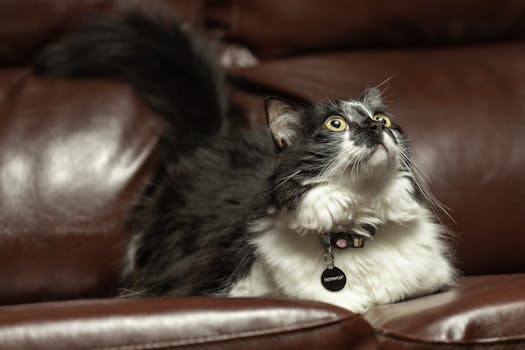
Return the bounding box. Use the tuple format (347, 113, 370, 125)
(35, 11, 456, 313)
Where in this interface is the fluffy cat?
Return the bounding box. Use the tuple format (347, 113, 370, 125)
(35, 11, 456, 313)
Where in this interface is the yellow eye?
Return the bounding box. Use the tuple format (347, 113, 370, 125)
(324, 116, 347, 132)
(373, 114, 392, 128)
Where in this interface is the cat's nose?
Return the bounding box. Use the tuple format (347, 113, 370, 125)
(364, 120, 383, 146)
(367, 120, 383, 136)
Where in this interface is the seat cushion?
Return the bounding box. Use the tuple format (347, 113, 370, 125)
(0, 297, 375, 350)
(364, 274, 525, 349)
(230, 41, 525, 276)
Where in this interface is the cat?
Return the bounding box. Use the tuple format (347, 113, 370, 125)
(35, 11, 456, 313)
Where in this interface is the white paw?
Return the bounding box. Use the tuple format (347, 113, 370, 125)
(289, 185, 354, 234)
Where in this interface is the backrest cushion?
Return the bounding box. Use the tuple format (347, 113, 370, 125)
(208, 0, 525, 58)
(0, 0, 202, 66)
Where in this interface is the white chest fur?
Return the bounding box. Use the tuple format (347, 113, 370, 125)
(228, 179, 455, 313)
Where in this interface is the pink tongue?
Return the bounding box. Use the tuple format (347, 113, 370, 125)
(336, 239, 348, 248)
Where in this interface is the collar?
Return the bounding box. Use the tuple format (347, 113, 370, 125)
(324, 231, 366, 249)
(321, 223, 376, 249)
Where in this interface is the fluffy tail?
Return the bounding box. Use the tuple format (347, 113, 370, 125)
(34, 11, 227, 150)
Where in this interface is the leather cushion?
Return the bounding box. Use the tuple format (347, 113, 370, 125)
(0, 69, 160, 304)
(0, 0, 202, 66)
(365, 274, 525, 349)
(208, 0, 525, 58)
(0, 297, 375, 350)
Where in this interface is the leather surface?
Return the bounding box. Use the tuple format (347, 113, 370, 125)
(0, 68, 160, 304)
(208, 0, 525, 58)
(365, 274, 525, 349)
(0, 0, 203, 66)
(231, 42, 525, 276)
(0, 297, 376, 350)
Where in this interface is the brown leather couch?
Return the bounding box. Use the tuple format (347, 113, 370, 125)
(1, 1, 524, 349)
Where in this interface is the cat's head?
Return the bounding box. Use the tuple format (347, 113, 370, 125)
(266, 88, 411, 208)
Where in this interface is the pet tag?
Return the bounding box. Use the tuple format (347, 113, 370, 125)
(321, 266, 346, 292)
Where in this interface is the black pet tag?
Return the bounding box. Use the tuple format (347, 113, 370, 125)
(321, 266, 346, 292)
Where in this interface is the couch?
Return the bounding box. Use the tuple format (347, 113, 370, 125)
(1, 0, 524, 349)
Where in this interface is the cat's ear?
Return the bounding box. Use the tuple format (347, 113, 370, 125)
(265, 97, 303, 149)
(360, 88, 384, 110)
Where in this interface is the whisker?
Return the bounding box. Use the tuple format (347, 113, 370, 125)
(398, 150, 455, 223)
(273, 170, 301, 192)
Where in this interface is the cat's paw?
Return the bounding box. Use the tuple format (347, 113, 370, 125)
(289, 185, 354, 234)
(321, 294, 371, 314)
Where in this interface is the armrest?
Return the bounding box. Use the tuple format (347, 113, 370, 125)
(0, 297, 375, 349)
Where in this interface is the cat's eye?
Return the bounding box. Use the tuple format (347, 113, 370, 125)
(373, 114, 392, 128)
(324, 116, 348, 132)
